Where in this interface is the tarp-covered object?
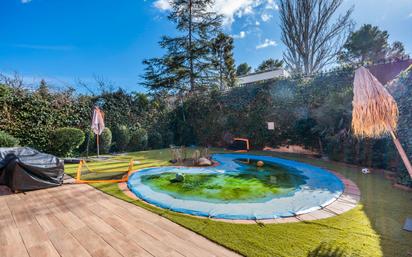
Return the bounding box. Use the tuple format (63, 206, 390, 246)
(227, 138, 250, 152)
(0, 147, 64, 191)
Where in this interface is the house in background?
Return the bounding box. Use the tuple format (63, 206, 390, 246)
(237, 68, 290, 86)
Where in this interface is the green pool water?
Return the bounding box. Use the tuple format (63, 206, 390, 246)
(140, 160, 308, 202)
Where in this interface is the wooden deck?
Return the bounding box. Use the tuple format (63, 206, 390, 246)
(0, 183, 240, 257)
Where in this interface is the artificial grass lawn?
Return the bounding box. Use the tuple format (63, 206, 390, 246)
(65, 149, 412, 257)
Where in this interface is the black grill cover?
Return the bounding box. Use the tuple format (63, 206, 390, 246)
(0, 147, 64, 192)
(227, 140, 248, 151)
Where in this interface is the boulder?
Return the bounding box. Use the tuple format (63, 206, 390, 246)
(198, 157, 212, 166)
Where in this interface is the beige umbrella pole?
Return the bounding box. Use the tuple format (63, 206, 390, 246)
(387, 125, 412, 178)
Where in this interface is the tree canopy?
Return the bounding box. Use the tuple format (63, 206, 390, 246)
(211, 32, 236, 89)
(236, 63, 252, 76)
(142, 0, 224, 93)
(339, 24, 408, 64)
(256, 58, 284, 72)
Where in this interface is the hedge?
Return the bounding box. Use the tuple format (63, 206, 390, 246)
(49, 127, 85, 157)
(0, 131, 20, 147)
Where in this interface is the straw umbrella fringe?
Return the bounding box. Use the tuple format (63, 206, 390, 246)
(352, 67, 412, 178)
(352, 67, 398, 137)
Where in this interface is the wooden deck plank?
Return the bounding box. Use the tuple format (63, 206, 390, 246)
(27, 241, 60, 257)
(96, 198, 231, 257)
(126, 230, 182, 257)
(0, 204, 30, 257)
(81, 215, 153, 257)
(48, 229, 93, 257)
(35, 213, 66, 233)
(19, 223, 49, 248)
(0, 183, 240, 257)
(71, 227, 123, 257)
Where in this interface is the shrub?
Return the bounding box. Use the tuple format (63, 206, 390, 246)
(112, 125, 130, 152)
(129, 128, 148, 151)
(0, 131, 20, 147)
(49, 127, 85, 157)
(99, 128, 112, 154)
(148, 131, 163, 149)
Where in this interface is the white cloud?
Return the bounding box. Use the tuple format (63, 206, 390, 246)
(153, 0, 262, 25)
(21, 0, 32, 3)
(265, 0, 279, 10)
(214, 0, 258, 24)
(256, 38, 277, 49)
(232, 31, 246, 39)
(152, 0, 279, 25)
(261, 13, 272, 22)
(255, 21, 260, 26)
(153, 0, 172, 11)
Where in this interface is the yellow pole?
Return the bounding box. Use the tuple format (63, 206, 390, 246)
(76, 160, 83, 183)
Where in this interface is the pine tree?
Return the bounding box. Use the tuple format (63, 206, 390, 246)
(37, 79, 49, 98)
(256, 58, 284, 72)
(142, 0, 222, 93)
(236, 63, 252, 76)
(211, 32, 236, 90)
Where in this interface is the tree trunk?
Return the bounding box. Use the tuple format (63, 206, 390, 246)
(219, 51, 224, 90)
(188, 0, 195, 91)
(318, 137, 324, 156)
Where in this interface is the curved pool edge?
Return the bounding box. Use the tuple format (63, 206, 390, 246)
(125, 154, 360, 222)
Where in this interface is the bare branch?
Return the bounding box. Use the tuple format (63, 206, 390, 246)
(279, 0, 353, 75)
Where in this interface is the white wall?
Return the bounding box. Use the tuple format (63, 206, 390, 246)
(238, 69, 289, 85)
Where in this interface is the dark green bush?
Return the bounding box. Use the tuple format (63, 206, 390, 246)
(0, 131, 20, 147)
(49, 127, 85, 157)
(148, 131, 163, 149)
(112, 125, 130, 152)
(129, 128, 148, 151)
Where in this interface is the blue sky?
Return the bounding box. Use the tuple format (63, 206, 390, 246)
(1, 0, 412, 92)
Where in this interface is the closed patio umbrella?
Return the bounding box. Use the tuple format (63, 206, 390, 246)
(91, 106, 105, 157)
(352, 66, 412, 178)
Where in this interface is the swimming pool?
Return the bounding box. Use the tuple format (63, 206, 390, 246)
(127, 153, 345, 220)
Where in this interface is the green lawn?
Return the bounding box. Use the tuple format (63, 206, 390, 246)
(65, 149, 412, 257)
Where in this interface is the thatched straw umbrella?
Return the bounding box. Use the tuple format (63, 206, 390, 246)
(352, 66, 412, 178)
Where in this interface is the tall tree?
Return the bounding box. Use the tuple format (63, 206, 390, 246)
(279, 0, 353, 75)
(211, 32, 236, 90)
(142, 0, 222, 93)
(255, 58, 284, 72)
(339, 24, 408, 64)
(236, 63, 252, 76)
(388, 41, 408, 60)
(37, 79, 50, 97)
(339, 24, 388, 64)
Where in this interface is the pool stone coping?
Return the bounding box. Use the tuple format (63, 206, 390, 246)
(118, 169, 360, 224)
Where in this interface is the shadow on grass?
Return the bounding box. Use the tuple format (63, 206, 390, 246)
(262, 151, 412, 257)
(307, 242, 347, 257)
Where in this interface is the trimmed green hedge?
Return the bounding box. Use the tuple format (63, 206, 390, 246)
(49, 127, 85, 157)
